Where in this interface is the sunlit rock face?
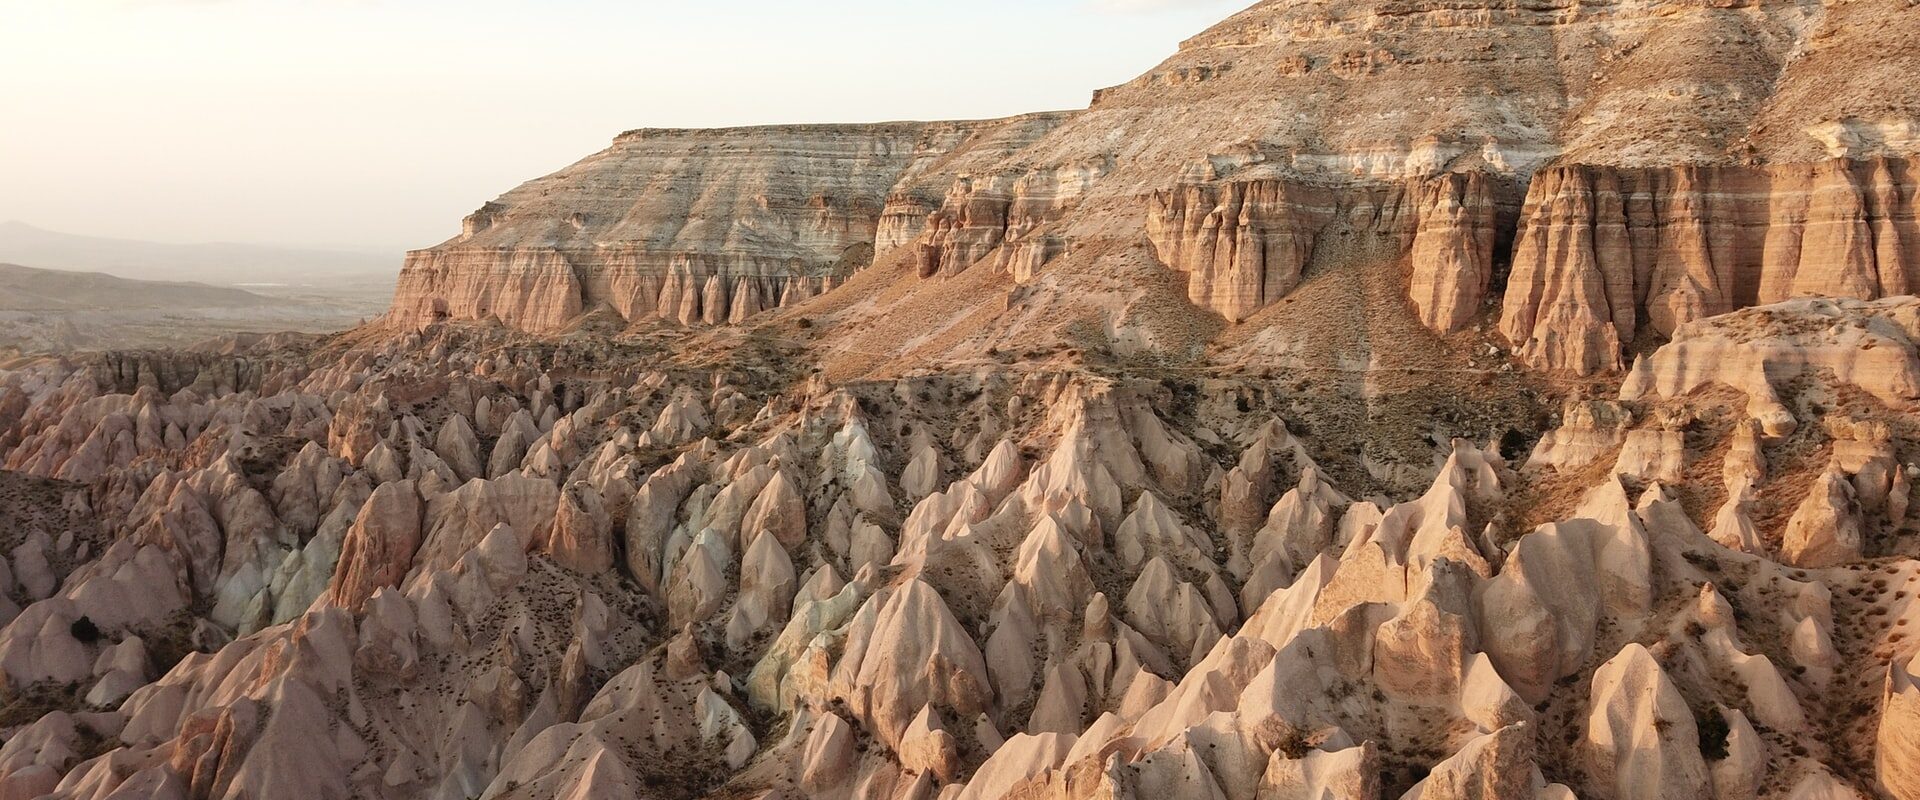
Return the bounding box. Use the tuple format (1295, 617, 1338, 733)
(391, 0, 1918, 352)
(1146, 171, 1505, 328)
(6, 0, 1920, 798)
(1499, 159, 1920, 375)
(389, 116, 1069, 333)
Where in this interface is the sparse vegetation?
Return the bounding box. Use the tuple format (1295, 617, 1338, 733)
(1697, 709, 1731, 761)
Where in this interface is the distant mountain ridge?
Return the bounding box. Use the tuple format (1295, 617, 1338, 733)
(0, 221, 397, 288)
(0, 262, 389, 353)
(0, 263, 274, 311)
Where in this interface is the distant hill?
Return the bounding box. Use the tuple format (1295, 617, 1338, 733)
(0, 262, 388, 353)
(0, 221, 396, 288)
(0, 262, 274, 311)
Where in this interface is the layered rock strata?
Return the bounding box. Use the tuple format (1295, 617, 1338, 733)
(389, 0, 1920, 358)
(1147, 171, 1505, 328)
(391, 116, 1069, 332)
(88, 3, 1920, 793)
(1501, 158, 1920, 374)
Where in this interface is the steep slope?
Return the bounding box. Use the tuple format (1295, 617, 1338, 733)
(4, 1, 1920, 799)
(389, 117, 1070, 332)
(1500, 159, 1920, 375)
(393, 0, 1920, 378)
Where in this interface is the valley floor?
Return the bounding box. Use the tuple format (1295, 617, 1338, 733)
(0, 296, 1913, 800)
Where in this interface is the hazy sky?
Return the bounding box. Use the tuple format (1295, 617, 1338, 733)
(0, 0, 1242, 253)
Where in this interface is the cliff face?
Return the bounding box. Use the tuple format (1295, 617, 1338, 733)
(1121, 0, 1917, 358)
(916, 162, 1106, 281)
(1500, 158, 1920, 374)
(14, 2, 1920, 798)
(1146, 172, 1505, 330)
(391, 0, 1920, 369)
(391, 117, 1067, 332)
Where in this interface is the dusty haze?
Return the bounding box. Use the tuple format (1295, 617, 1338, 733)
(0, 0, 1241, 257)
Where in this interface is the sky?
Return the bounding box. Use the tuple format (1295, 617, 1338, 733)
(0, 0, 1244, 254)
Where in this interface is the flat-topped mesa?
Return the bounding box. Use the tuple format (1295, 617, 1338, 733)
(389, 0, 1920, 354)
(389, 116, 1068, 332)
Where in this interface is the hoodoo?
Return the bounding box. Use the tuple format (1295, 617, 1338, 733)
(1, 1, 1919, 799)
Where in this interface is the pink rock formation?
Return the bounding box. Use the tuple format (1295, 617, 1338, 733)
(1, 1, 1919, 798)
(1501, 159, 1920, 373)
(1884, 656, 1920, 800)
(1145, 172, 1502, 326)
(390, 117, 1066, 332)
(322, 480, 421, 612)
(0, 321, 1915, 798)
(1584, 644, 1710, 800)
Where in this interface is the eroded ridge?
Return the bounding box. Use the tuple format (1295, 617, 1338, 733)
(0, 294, 1914, 798)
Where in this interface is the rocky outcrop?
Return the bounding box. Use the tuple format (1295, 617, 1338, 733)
(1409, 172, 1504, 334)
(1501, 158, 1920, 373)
(7, 1, 1920, 799)
(1584, 644, 1710, 800)
(916, 163, 1104, 281)
(390, 116, 1067, 332)
(1146, 179, 1329, 323)
(322, 480, 421, 612)
(1782, 469, 1868, 568)
(1883, 655, 1920, 800)
(0, 307, 1914, 800)
(1621, 296, 1920, 431)
(1145, 171, 1504, 328)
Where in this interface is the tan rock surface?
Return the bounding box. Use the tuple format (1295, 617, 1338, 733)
(0, 321, 1913, 799)
(390, 117, 1066, 332)
(1500, 160, 1920, 373)
(4, 1, 1920, 798)
(1883, 655, 1920, 800)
